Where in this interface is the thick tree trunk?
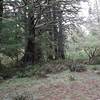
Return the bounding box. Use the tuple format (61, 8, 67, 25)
(58, 11, 65, 59)
(22, 9, 42, 65)
(52, 6, 59, 59)
(48, 31, 54, 60)
(52, 6, 65, 59)
(22, 10, 36, 65)
(47, 2, 54, 60)
(22, 38, 35, 64)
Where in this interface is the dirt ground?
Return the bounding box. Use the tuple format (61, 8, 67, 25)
(0, 70, 100, 100)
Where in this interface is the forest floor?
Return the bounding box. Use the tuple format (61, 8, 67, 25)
(0, 66, 100, 100)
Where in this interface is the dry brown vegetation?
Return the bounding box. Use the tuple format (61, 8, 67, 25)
(0, 66, 100, 100)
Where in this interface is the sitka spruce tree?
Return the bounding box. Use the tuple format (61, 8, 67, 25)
(21, 0, 65, 65)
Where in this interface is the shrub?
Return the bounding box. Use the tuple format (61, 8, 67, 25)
(68, 63, 87, 72)
(15, 64, 44, 78)
(15, 72, 27, 78)
(12, 92, 34, 100)
(92, 66, 98, 70)
(68, 74, 76, 81)
(93, 56, 100, 64)
(95, 70, 100, 75)
(13, 95, 27, 100)
(0, 64, 16, 79)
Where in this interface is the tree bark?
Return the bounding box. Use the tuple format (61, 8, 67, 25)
(0, 0, 3, 31)
(0, 0, 3, 43)
(58, 10, 65, 59)
(22, 6, 42, 65)
(52, 6, 59, 59)
(21, 10, 36, 65)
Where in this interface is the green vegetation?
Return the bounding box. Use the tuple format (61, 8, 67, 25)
(0, 0, 100, 99)
(0, 0, 100, 80)
(68, 74, 76, 81)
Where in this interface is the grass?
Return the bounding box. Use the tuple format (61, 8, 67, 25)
(65, 50, 88, 60)
(0, 70, 70, 91)
(87, 65, 100, 70)
(0, 64, 99, 91)
(0, 66, 100, 100)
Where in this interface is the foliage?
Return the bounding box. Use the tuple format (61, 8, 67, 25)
(0, 0, 100, 80)
(95, 70, 100, 75)
(0, 19, 23, 62)
(65, 50, 88, 61)
(15, 64, 42, 78)
(12, 92, 34, 100)
(93, 56, 100, 64)
(13, 95, 27, 100)
(68, 74, 76, 81)
(0, 65, 16, 79)
(92, 66, 98, 71)
(68, 63, 87, 72)
(84, 47, 100, 64)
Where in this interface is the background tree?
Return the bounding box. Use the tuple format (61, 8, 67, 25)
(0, 0, 88, 66)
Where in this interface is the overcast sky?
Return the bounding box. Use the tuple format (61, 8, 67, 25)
(78, 0, 97, 35)
(79, 1, 89, 20)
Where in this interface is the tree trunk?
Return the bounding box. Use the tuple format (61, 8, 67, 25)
(47, 2, 54, 60)
(52, 5, 65, 59)
(0, 0, 3, 43)
(0, 0, 3, 31)
(22, 8, 42, 65)
(58, 10, 65, 59)
(52, 6, 59, 59)
(48, 31, 54, 60)
(22, 11, 36, 65)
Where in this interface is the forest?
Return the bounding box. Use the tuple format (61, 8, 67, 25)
(0, 0, 100, 100)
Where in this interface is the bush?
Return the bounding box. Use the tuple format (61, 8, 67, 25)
(95, 70, 100, 75)
(92, 66, 98, 70)
(68, 74, 76, 81)
(93, 56, 100, 64)
(13, 95, 27, 100)
(11, 92, 34, 100)
(68, 63, 87, 72)
(0, 64, 16, 79)
(15, 64, 44, 78)
(15, 72, 27, 78)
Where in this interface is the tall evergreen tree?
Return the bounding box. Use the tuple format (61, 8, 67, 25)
(0, 0, 3, 33)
